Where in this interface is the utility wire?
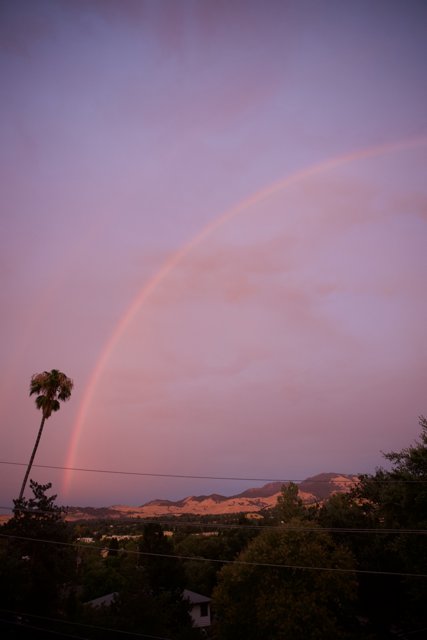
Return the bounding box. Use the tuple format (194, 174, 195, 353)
(0, 459, 361, 483)
(3, 459, 426, 483)
(91, 519, 427, 535)
(401, 625, 427, 637)
(0, 608, 172, 640)
(1, 505, 427, 535)
(0, 617, 88, 640)
(1, 532, 426, 578)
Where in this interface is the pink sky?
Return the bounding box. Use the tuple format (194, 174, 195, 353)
(1, 1, 426, 508)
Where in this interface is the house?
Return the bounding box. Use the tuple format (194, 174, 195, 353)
(183, 589, 211, 628)
(85, 592, 118, 608)
(86, 588, 212, 629)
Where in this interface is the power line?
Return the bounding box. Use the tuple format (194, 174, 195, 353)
(0, 608, 172, 640)
(1, 532, 426, 578)
(1, 505, 427, 535)
(2, 459, 426, 483)
(0, 460, 355, 483)
(89, 519, 427, 535)
(0, 617, 88, 640)
(402, 625, 427, 638)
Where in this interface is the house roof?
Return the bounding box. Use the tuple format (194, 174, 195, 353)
(183, 589, 211, 604)
(86, 592, 118, 607)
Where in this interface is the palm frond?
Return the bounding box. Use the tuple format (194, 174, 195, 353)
(30, 369, 73, 418)
(29, 371, 50, 396)
(35, 395, 46, 411)
(51, 399, 61, 414)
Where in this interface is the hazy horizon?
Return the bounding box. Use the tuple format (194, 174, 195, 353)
(3, 466, 360, 510)
(1, 1, 426, 510)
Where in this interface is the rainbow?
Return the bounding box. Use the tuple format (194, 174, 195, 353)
(63, 135, 427, 494)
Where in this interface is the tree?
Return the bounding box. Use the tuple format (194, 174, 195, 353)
(317, 416, 427, 637)
(19, 369, 73, 501)
(356, 415, 427, 528)
(1, 481, 75, 616)
(212, 519, 357, 640)
(274, 481, 307, 522)
(138, 523, 185, 593)
(347, 416, 427, 635)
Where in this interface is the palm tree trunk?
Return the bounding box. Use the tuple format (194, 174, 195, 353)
(18, 415, 46, 501)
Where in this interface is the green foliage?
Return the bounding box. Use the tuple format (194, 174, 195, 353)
(107, 536, 119, 557)
(174, 516, 261, 596)
(317, 416, 427, 636)
(348, 416, 427, 634)
(213, 519, 357, 640)
(356, 416, 427, 529)
(138, 522, 185, 593)
(106, 582, 200, 640)
(274, 482, 307, 522)
(175, 533, 226, 595)
(73, 524, 201, 639)
(0, 481, 75, 615)
(78, 550, 126, 602)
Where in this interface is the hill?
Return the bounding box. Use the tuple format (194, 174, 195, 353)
(65, 472, 358, 521)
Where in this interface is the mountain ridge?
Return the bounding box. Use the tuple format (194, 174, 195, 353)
(65, 472, 358, 521)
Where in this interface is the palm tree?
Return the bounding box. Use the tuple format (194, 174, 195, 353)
(18, 369, 73, 501)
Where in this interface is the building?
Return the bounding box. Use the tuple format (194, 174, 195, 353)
(183, 589, 211, 628)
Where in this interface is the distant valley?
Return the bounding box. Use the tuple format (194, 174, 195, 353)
(66, 472, 358, 521)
